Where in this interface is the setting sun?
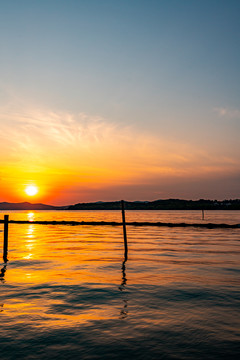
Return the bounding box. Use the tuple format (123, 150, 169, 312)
(25, 185, 38, 196)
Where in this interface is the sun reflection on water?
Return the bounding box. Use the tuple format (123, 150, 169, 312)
(27, 212, 35, 222)
(23, 254, 33, 260)
(27, 225, 34, 237)
(23, 224, 36, 258)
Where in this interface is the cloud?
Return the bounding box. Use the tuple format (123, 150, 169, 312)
(0, 109, 126, 168)
(1, 105, 240, 203)
(213, 107, 240, 118)
(1, 107, 239, 174)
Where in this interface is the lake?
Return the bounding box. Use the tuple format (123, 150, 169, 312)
(0, 210, 240, 359)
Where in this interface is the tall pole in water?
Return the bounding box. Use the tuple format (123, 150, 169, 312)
(3, 215, 9, 262)
(121, 200, 128, 259)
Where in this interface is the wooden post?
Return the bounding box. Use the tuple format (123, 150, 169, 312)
(121, 200, 128, 259)
(202, 209, 205, 220)
(3, 215, 9, 262)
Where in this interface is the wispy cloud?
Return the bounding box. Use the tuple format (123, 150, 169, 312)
(213, 107, 240, 118)
(0, 106, 240, 197)
(0, 109, 126, 167)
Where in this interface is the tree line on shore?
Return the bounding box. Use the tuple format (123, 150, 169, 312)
(68, 199, 240, 210)
(0, 199, 239, 210)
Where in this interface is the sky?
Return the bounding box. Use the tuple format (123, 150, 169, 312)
(0, 0, 239, 205)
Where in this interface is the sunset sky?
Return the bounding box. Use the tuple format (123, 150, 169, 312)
(0, 0, 239, 205)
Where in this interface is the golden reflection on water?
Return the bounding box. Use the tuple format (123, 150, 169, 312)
(27, 211, 35, 222)
(1, 221, 126, 327)
(1, 209, 240, 224)
(0, 212, 239, 333)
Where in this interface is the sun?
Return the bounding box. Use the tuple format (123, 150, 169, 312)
(25, 185, 38, 196)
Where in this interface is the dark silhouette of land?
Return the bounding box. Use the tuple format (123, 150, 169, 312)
(0, 202, 65, 210)
(67, 199, 240, 210)
(0, 199, 240, 210)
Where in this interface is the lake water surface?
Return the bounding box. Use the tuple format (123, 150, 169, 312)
(0, 210, 239, 359)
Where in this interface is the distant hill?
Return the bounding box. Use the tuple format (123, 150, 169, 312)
(67, 199, 240, 210)
(0, 202, 64, 210)
(1, 199, 240, 211)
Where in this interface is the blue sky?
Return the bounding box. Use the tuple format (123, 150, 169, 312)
(0, 0, 239, 203)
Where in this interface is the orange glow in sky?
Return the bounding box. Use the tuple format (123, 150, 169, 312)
(0, 108, 239, 205)
(0, 1, 240, 205)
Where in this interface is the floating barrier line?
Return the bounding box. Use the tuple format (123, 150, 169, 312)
(0, 220, 239, 229)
